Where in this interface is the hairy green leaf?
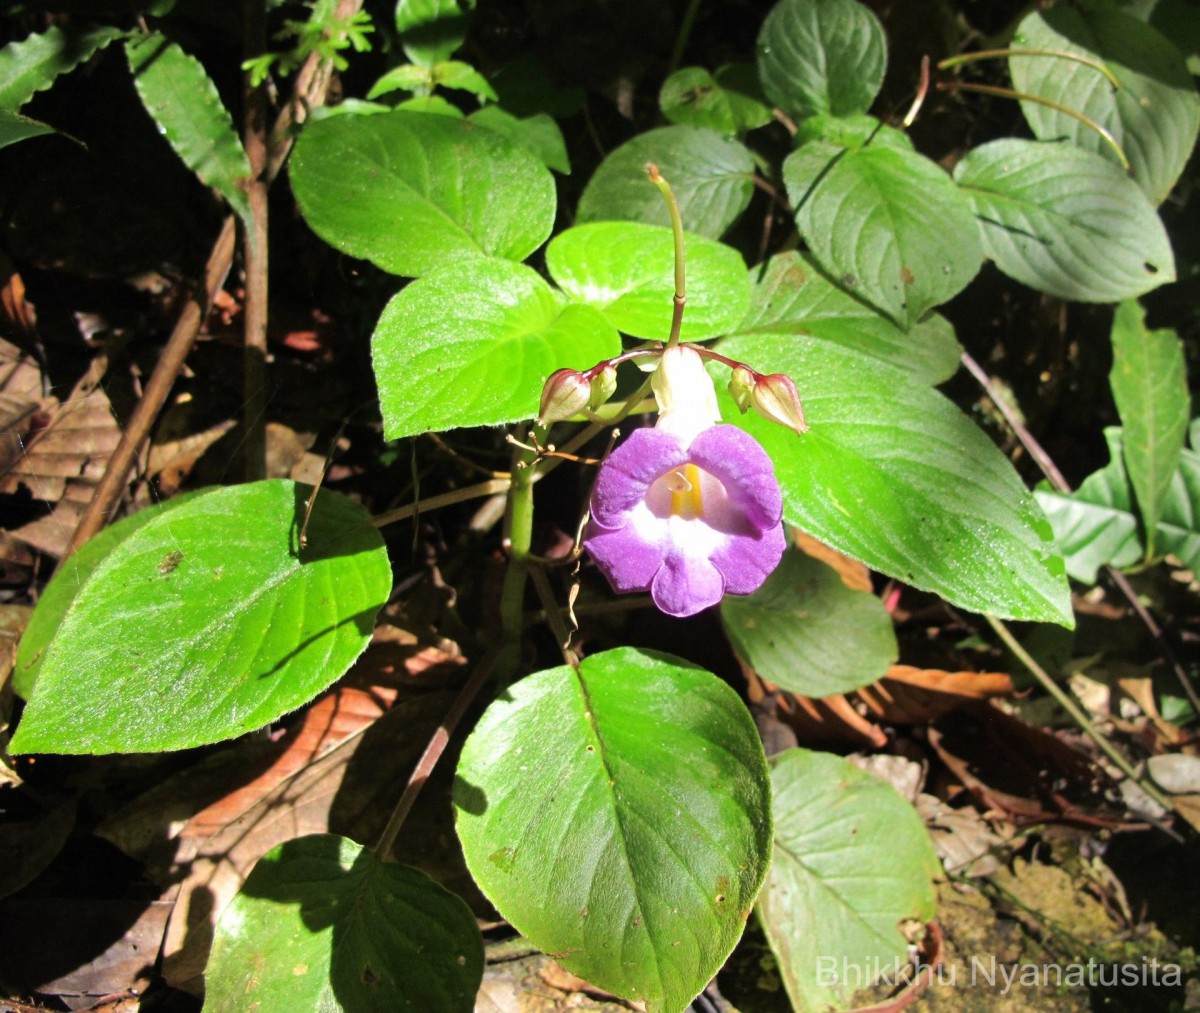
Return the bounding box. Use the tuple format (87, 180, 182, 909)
(469, 105, 569, 173)
(577, 125, 755, 240)
(290, 110, 555, 277)
(9, 481, 391, 754)
(455, 648, 772, 1013)
(373, 259, 619, 438)
(659, 64, 771, 136)
(545, 222, 748, 340)
(717, 334, 1073, 626)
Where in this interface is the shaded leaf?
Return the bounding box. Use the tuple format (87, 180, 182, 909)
(205, 836, 482, 1012)
(733, 251, 962, 383)
(0, 24, 123, 110)
(784, 136, 982, 328)
(290, 110, 555, 277)
(0, 107, 56, 150)
(953, 138, 1175, 302)
(758, 748, 939, 1013)
(469, 105, 569, 173)
(721, 546, 897, 697)
(756, 0, 886, 120)
(9, 481, 392, 754)
(372, 259, 619, 439)
(717, 334, 1073, 625)
(545, 222, 748, 340)
(1010, 6, 1200, 205)
(396, 0, 477, 66)
(577, 125, 755, 240)
(659, 64, 771, 136)
(126, 32, 252, 227)
(454, 648, 772, 1013)
(1109, 300, 1189, 555)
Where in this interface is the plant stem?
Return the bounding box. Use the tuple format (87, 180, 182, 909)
(985, 615, 1176, 817)
(936, 80, 1130, 170)
(667, 0, 702, 74)
(646, 164, 687, 346)
(938, 48, 1121, 90)
(497, 427, 540, 682)
(371, 477, 512, 529)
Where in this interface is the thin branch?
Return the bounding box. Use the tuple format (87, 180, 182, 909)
(938, 48, 1122, 90)
(371, 478, 512, 529)
(243, 0, 270, 482)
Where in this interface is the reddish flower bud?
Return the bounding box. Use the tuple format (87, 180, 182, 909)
(752, 372, 809, 435)
(588, 365, 617, 410)
(537, 368, 591, 426)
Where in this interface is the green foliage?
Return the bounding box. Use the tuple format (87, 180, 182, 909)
(205, 835, 483, 1012)
(659, 64, 771, 136)
(545, 222, 748, 341)
(243, 0, 375, 87)
(717, 333, 1074, 626)
(454, 648, 772, 1013)
(1010, 4, 1200, 206)
(784, 129, 982, 329)
(469, 105, 570, 173)
(1109, 301, 1190, 556)
(0, 106, 56, 150)
(0, 24, 124, 110)
(126, 32, 253, 227)
(722, 547, 897, 697)
(289, 110, 555, 277)
(9, 482, 391, 754)
(758, 749, 940, 1012)
(954, 139, 1175, 302)
(577, 126, 756, 239)
(372, 259, 619, 439)
(395, 0, 476, 66)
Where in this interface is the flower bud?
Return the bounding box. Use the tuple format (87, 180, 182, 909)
(537, 367, 591, 426)
(728, 365, 756, 413)
(752, 372, 809, 435)
(588, 365, 617, 411)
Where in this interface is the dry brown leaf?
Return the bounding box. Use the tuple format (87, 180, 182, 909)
(793, 529, 871, 591)
(0, 336, 44, 479)
(146, 416, 236, 497)
(1118, 677, 1191, 751)
(858, 665, 1014, 725)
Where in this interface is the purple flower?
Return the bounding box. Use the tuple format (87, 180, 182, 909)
(583, 424, 787, 617)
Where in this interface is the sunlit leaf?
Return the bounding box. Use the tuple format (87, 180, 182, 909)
(372, 258, 619, 438)
(469, 105, 569, 173)
(0, 24, 123, 110)
(9, 481, 392, 754)
(659, 64, 771, 136)
(455, 648, 772, 1013)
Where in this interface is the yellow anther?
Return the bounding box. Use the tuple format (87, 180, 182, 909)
(669, 463, 704, 519)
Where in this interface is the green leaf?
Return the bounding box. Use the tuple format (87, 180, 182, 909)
(365, 62, 430, 99)
(432, 60, 496, 100)
(545, 222, 748, 341)
(8, 481, 392, 754)
(1125, 0, 1200, 73)
(205, 835, 483, 1012)
(396, 94, 464, 117)
(469, 105, 569, 173)
(953, 138, 1175, 302)
(721, 547, 897, 697)
(759, 749, 940, 1013)
(372, 259, 619, 439)
(659, 64, 771, 136)
(1109, 300, 1189, 555)
(0, 24, 124, 111)
(1035, 434, 1142, 583)
(290, 110, 555, 277)
(756, 0, 886, 120)
(395, 0, 476, 66)
(1010, 6, 1200, 206)
(125, 32, 252, 228)
(1158, 446, 1200, 571)
(733, 251, 962, 383)
(716, 333, 1074, 626)
(577, 125, 755, 240)
(454, 648, 772, 1013)
(13, 491, 203, 700)
(784, 137, 983, 329)
(0, 107, 56, 150)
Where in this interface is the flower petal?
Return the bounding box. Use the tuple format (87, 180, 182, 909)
(689, 425, 783, 532)
(711, 522, 787, 596)
(582, 512, 668, 593)
(589, 428, 689, 529)
(650, 546, 726, 617)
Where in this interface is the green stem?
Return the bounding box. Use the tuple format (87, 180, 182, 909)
(937, 80, 1130, 170)
(985, 615, 1175, 816)
(667, 0, 702, 74)
(647, 164, 687, 346)
(497, 426, 540, 681)
(938, 48, 1121, 90)
(371, 477, 511, 529)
